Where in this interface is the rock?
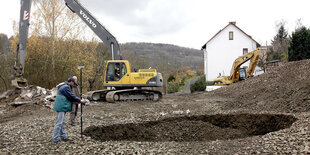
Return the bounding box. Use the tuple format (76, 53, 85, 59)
(0, 90, 10, 100)
(10, 101, 34, 106)
(172, 110, 183, 115)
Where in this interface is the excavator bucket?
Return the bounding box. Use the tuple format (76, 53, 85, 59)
(11, 77, 28, 89)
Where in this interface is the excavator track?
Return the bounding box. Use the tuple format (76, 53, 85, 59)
(86, 89, 162, 103)
(86, 90, 110, 101)
(106, 89, 162, 103)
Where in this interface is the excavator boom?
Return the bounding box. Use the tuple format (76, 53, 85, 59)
(12, 0, 32, 88)
(214, 48, 260, 85)
(246, 49, 260, 78)
(64, 0, 121, 60)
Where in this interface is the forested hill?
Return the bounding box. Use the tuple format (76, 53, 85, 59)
(120, 42, 203, 71)
(0, 33, 10, 53)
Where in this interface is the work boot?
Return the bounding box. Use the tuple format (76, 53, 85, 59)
(52, 140, 63, 144)
(70, 121, 80, 126)
(62, 137, 73, 142)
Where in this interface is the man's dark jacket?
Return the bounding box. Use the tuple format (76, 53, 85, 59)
(53, 82, 81, 112)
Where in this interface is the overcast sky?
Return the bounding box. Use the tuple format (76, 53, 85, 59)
(1, 0, 309, 49)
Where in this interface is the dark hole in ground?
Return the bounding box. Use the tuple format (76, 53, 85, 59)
(83, 114, 297, 142)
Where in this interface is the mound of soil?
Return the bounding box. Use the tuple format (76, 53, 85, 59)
(83, 114, 297, 142)
(0, 103, 45, 123)
(212, 59, 310, 113)
(0, 86, 55, 123)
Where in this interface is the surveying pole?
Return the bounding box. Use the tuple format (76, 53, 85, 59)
(78, 66, 84, 139)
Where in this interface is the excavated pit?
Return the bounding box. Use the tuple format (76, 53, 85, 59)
(83, 114, 297, 142)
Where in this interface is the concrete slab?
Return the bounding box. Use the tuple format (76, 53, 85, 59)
(206, 86, 224, 92)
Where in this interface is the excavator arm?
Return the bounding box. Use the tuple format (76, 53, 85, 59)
(229, 48, 260, 82)
(246, 49, 260, 78)
(214, 48, 260, 86)
(12, 0, 32, 88)
(64, 0, 121, 60)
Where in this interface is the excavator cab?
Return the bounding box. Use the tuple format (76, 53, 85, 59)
(104, 60, 163, 88)
(239, 68, 247, 81)
(106, 62, 127, 82)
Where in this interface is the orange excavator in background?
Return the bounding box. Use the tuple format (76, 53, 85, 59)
(214, 48, 260, 86)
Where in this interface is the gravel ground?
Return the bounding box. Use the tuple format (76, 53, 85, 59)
(1, 60, 310, 154)
(0, 93, 309, 154)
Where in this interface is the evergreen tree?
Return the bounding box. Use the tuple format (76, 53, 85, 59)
(288, 26, 310, 61)
(267, 22, 289, 62)
(0, 33, 9, 53)
(275, 25, 288, 43)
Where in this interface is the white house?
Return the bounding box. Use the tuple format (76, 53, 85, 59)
(201, 22, 260, 81)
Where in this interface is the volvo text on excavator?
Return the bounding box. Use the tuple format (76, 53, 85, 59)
(214, 48, 260, 86)
(15, 0, 163, 102)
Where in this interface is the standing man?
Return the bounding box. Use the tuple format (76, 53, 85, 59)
(52, 77, 86, 143)
(70, 76, 80, 126)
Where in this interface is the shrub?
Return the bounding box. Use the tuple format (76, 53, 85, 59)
(167, 74, 176, 82)
(190, 76, 207, 93)
(167, 81, 181, 93)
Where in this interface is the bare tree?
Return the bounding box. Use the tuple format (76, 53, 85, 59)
(31, 0, 85, 83)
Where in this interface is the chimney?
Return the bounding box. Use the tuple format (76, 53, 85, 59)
(229, 21, 236, 25)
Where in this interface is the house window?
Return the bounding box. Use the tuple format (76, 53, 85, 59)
(243, 48, 248, 55)
(229, 31, 233, 40)
(243, 48, 248, 60)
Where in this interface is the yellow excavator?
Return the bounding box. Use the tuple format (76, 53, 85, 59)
(13, 0, 163, 102)
(214, 48, 260, 86)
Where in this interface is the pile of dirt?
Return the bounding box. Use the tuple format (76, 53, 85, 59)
(0, 85, 56, 106)
(83, 114, 297, 142)
(0, 86, 56, 123)
(212, 59, 310, 113)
